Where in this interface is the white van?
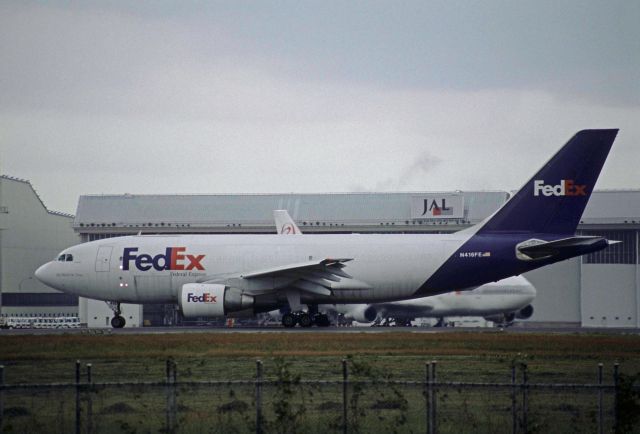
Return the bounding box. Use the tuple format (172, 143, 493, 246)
(56, 317, 81, 328)
(6, 317, 33, 329)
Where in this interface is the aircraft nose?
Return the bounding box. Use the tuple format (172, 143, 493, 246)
(35, 263, 54, 287)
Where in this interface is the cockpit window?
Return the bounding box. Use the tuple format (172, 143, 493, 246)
(58, 254, 65, 261)
(65, 254, 73, 262)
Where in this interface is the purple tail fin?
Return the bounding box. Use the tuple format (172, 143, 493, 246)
(478, 129, 618, 235)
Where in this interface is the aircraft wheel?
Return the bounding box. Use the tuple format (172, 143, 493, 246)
(111, 315, 126, 329)
(298, 312, 313, 328)
(282, 313, 297, 328)
(315, 314, 331, 327)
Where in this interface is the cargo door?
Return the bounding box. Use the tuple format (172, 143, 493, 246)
(95, 246, 113, 272)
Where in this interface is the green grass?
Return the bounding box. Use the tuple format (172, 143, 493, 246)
(1, 331, 639, 433)
(1, 331, 639, 384)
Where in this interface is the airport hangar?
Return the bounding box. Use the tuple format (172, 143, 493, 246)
(1, 174, 639, 328)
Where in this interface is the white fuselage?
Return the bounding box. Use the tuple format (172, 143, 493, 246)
(334, 276, 536, 322)
(36, 232, 470, 304)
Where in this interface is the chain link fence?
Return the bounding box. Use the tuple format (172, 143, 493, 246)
(0, 360, 638, 433)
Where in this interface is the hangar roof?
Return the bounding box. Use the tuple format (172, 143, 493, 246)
(581, 190, 640, 225)
(73, 191, 508, 233)
(73, 189, 640, 234)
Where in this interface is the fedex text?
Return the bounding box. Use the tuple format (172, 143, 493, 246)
(122, 247, 206, 272)
(533, 180, 587, 197)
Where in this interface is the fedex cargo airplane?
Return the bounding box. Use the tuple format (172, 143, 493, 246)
(35, 130, 618, 328)
(275, 209, 536, 327)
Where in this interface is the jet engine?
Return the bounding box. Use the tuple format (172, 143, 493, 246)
(484, 305, 533, 324)
(347, 304, 378, 323)
(484, 312, 516, 324)
(179, 283, 254, 318)
(515, 304, 534, 319)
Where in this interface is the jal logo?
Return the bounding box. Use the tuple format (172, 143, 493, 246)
(122, 247, 205, 271)
(533, 180, 587, 197)
(186, 293, 217, 303)
(421, 199, 453, 217)
(281, 223, 298, 234)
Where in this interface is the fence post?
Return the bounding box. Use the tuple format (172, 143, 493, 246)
(425, 362, 430, 434)
(75, 360, 81, 434)
(342, 359, 348, 434)
(256, 360, 263, 434)
(511, 364, 517, 434)
(522, 363, 528, 434)
(597, 363, 603, 434)
(0, 365, 4, 432)
(431, 361, 437, 434)
(86, 363, 93, 434)
(613, 362, 620, 432)
(165, 359, 176, 433)
(86, 363, 92, 383)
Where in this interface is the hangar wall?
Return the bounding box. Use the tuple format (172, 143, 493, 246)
(0, 176, 80, 317)
(581, 265, 638, 327)
(523, 259, 581, 323)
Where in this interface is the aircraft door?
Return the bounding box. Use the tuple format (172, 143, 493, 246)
(96, 246, 113, 272)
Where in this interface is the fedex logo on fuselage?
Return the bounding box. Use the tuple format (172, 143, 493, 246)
(533, 180, 587, 197)
(122, 247, 205, 271)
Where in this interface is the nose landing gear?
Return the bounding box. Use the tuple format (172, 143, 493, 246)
(106, 301, 126, 329)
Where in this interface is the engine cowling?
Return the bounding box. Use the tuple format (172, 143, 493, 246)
(179, 283, 253, 318)
(346, 305, 378, 323)
(484, 312, 516, 324)
(515, 304, 534, 320)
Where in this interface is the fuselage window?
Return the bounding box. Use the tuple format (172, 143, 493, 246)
(65, 254, 73, 262)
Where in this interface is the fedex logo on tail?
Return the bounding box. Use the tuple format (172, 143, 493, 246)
(122, 247, 205, 271)
(533, 180, 587, 197)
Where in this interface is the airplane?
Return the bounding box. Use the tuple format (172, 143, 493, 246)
(35, 129, 618, 328)
(334, 276, 536, 327)
(273, 209, 536, 328)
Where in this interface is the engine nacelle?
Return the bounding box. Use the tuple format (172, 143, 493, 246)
(515, 304, 534, 320)
(484, 312, 516, 324)
(179, 283, 254, 318)
(346, 305, 378, 323)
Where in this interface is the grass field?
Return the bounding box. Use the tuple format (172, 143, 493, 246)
(1, 330, 639, 383)
(1, 330, 639, 433)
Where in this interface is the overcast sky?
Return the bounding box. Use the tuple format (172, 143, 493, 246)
(1, 1, 638, 214)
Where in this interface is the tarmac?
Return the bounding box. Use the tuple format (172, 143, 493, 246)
(2, 325, 639, 336)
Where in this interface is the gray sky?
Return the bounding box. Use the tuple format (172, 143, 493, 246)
(2, 1, 639, 214)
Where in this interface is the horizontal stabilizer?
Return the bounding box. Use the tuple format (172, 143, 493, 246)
(516, 236, 608, 261)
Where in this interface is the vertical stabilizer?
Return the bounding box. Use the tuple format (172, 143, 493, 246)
(274, 210, 302, 235)
(478, 129, 618, 235)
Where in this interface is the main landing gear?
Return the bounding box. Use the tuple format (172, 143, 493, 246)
(281, 311, 331, 328)
(106, 301, 126, 329)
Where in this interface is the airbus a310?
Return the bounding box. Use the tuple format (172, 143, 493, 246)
(35, 129, 618, 328)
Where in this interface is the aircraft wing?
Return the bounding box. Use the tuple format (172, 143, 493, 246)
(199, 257, 369, 297)
(240, 258, 352, 279)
